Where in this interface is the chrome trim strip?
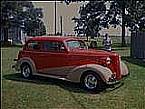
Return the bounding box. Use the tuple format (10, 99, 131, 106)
(34, 73, 72, 82)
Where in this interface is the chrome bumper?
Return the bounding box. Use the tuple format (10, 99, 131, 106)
(106, 75, 120, 85)
(106, 72, 129, 86)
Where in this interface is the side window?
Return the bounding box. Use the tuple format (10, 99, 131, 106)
(42, 41, 65, 52)
(27, 41, 41, 51)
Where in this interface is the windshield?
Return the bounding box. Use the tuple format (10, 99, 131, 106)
(66, 40, 87, 49)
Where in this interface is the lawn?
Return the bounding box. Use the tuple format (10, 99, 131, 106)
(1, 46, 145, 109)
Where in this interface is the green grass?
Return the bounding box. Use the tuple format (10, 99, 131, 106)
(1, 46, 145, 109)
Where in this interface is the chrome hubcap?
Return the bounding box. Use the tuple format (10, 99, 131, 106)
(84, 74, 98, 89)
(22, 65, 30, 78)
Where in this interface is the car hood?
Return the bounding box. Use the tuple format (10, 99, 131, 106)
(70, 48, 119, 57)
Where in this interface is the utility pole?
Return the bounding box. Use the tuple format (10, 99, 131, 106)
(60, 16, 62, 35)
(121, 0, 126, 46)
(54, 0, 57, 35)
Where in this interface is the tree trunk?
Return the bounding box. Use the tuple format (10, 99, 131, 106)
(121, 2, 126, 47)
(87, 35, 89, 41)
(3, 27, 8, 44)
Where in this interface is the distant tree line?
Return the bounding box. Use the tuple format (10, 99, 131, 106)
(1, 1, 46, 44)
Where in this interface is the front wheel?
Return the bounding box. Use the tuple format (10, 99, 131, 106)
(81, 72, 104, 91)
(20, 63, 32, 79)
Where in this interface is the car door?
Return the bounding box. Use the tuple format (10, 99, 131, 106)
(24, 40, 42, 66)
(36, 41, 69, 76)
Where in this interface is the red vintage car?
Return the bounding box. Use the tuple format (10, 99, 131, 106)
(13, 36, 129, 91)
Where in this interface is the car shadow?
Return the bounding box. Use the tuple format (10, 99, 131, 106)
(3, 73, 124, 94)
(121, 56, 145, 67)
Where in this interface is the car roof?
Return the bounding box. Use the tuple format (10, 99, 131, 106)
(28, 36, 80, 42)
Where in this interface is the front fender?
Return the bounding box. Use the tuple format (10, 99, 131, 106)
(66, 64, 113, 83)
(120, 61, 129, 76)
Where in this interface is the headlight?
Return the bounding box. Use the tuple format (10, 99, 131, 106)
(106, 57, 111, 65)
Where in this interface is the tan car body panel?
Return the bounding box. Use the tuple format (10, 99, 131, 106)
(67, 64, 113, 83)
(15, 57, 114, 83)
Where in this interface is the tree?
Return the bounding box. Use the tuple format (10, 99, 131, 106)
(108, 0, 145, 46)
(24, 19, 46, 36)
(67, 0, 145, 46)
(72, 1, 107, 40)
(1, 1, 46, 44)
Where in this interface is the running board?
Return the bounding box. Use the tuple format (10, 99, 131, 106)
(33, 72, 71, 82)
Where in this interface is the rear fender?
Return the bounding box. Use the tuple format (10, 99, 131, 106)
(16, 57, 36, 74)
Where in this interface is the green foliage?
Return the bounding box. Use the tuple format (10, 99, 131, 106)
(72, 1, 107, 37)
(109, 0, 145, 31)
(1, 1, 46, 38)
(71, 0, 145, 37)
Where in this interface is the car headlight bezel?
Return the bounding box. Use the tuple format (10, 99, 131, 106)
(106, 57, 111, 65)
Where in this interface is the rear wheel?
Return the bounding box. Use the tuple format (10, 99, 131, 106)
(20, 63, 32, 79)
(81, 72, 104, 91)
